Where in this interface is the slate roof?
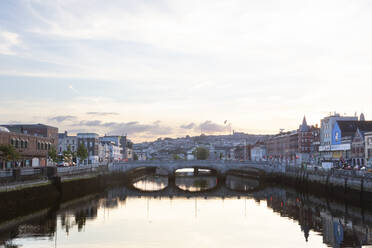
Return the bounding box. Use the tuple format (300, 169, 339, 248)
(337, 121, 372, 137)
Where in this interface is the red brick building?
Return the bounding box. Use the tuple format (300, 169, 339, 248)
(265, 117, 320, 165)
(0, 124, 58, 169)
(266, 130, 299, 161)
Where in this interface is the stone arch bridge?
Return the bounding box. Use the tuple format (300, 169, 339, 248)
(109, 160, 273, 176)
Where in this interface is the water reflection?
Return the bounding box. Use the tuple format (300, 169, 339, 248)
(175, 176, 217, 192)
(225, 174, 260, 192)
(132, 175, 168, 191)
(175, 167, 217, 192)
(1, 177, 372, 247)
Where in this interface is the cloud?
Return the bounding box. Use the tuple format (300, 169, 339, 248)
(78, 120, 103, 126)
(73, 119, 173, 136)
(0, 30, 21, 55)
(198, 120, 227, 133)
(107, 121, 172, 136)
(68, 84, 79, 93)
(180, 122, 196, 129)
(86, 112, 119, 116)
(48, 115, 77, 123)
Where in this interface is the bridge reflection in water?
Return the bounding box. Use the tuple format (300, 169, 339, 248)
(1, 171, 372, 247)
(128, 167, 262, 195)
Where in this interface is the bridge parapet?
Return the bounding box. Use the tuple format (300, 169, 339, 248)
(109, 160, 275, 175)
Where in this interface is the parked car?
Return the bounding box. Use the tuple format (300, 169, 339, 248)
(57, 161, 69, 167)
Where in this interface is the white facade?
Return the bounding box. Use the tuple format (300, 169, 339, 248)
(320, 114, 357, 159)
(58, 132, 78, 154)
(99, 141, 122, 162)
(77, 133, 99, 165)
(365, 132, 372, 168)
(251, 146, 267, 161)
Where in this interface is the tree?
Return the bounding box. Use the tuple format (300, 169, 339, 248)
(0, 144, 20, 168)
(133, 152, 138, 161)
(126, 141, 133, 149)
(48, 146, 58, 162)
(172, 154, 181, 160)
(63, 145, 74, 164)
(193, 147, 209, 160)
(77, 144, 88, 164)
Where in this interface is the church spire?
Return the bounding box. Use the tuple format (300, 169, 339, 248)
(299, 116, 309, 132)
(360, 113, 365, 121)
(302, 116, 307, 126)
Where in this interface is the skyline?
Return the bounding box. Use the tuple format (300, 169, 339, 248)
(1, 0, 372, 141)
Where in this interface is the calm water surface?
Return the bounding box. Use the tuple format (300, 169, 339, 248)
(2, 175, 372, 248)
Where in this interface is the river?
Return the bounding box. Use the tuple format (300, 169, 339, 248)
(1, 172, 372, 248)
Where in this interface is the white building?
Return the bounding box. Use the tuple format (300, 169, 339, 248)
(186, 149, 195, 160)
(77, 133, 99, 165)
(58, 131, 78, 155)
(319, 113, 357, 160)
(251, 145, 267, 161)
(99, 141, 122, 163)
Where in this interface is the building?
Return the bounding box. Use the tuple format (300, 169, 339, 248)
(297, 117, 320, 164)
(0, 124, 58, 169)
(323, 117, 372, 166)
(266, 130, 299, 165)
(77, 133, 99, 165)
(351, 128, 366, 167)
(319, 113, 358, 161)
(364, 132, 372, 168)
(135, 151, 147, 161)
(99, 140, 122, 163)
(251, 142, 267, 161)
(58, 131, 78, 154)
(233, 145, 251, 161)
(99, 135, 127, 160)
(265, 116, 319, 165)
(3, 124, 58, 148)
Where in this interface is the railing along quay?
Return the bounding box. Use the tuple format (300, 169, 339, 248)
(0, 163, 109, 185)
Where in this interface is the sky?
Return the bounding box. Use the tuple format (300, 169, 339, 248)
(1, 0, 372, 142)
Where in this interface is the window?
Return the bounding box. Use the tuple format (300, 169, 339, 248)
(25, 141, 28, 148)
(15, 139, 19, 148)
(38, 142, 41, 150)
(21, 140, 24, 148)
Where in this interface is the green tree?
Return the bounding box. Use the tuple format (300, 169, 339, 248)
(194, 147, 209, 160)
(172, 154, 181, 160)
(63, 145, 74, 164)
(0, 144, 20, 168)
(48, 146, 58, 162)
(126, 141, 133, 149)
(77, 144, 88, 164)
(133, 152, 139, 161)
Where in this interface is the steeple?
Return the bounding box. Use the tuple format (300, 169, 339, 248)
(360, 113, 365, 121)
(302, 116, 307, 126)
(299, 116, 310, 132)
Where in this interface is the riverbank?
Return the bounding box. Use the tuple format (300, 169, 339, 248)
(0, 171, 128, 225)
(264, 165, 372, 205)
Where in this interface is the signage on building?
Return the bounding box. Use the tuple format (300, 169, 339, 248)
(330, 144, 350, 151)
(319, 144, 350, 152)
(319, 145, 331, 152)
